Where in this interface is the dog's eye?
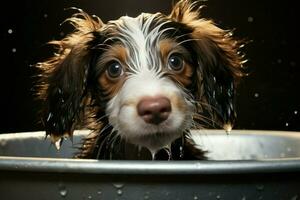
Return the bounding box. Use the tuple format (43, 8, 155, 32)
(168, 53, 184, 72)
(106, 61, 124, 79)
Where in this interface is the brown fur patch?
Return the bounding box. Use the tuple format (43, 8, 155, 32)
(98, 45, 128, 98)
(159, 39, 194, 87)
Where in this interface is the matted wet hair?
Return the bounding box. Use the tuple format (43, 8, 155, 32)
(36, 0, 245, 160)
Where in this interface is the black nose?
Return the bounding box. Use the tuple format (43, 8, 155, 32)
(137, 96, 171, 125)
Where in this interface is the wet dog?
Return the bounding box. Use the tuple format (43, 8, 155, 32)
(37, 0, 244, 160)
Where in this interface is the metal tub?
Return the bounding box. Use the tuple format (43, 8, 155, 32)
(0, 130, 300, 200)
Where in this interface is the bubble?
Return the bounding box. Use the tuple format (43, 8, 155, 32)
(8, 29, 13, 34)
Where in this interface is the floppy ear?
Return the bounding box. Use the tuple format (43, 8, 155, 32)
(36, 11, 103, 144)
(170, 0, 245, 130)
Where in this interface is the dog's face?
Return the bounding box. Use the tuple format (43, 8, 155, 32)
(37, 0, 244, 154)
(96, 14, 197, 151)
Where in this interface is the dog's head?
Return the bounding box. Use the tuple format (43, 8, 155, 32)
(37, 0, 244, 153)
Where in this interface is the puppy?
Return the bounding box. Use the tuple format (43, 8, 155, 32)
(36, 0, 245, 160)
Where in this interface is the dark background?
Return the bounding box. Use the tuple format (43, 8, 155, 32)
(1, 0, 299, 133)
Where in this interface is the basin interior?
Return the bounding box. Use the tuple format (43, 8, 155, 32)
(1, 130, 300, 160)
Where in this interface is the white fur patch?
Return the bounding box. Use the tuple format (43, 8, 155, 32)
(104, 14, 194, 153)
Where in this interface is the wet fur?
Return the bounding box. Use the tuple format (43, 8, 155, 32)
(36, 0, 245, 160)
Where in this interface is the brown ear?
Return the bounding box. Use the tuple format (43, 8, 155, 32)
(36, 10, 103, 144)
(170, 0, 245, 130)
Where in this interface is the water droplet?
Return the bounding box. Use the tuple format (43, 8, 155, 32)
(12, 48, 16, 53)
(58, 183, 67, 198)
(179, 145, 184, 159)
(164, 145, 172, 160)
(8, 29, 13, 34)
(87, 195, 92, 199)
(44, 13, 48, 18)
(256, 184, 264, 191)
(216, 194, 221, 199)
(117, 189, 123, 196)
(113, 183, 124, 189)
(97, 190, 102, 195)
(247, 16, 254, 22)
(144, 192, 150, 200)
(55, 138, 63, 150)
(254, 93, 259, 98)
(294, 110, 298, 115)
(241, 196, 247, 200)
(150, 150, 156, 160)
(47, 112, 53, 122)
(285, 122, 289, 127)
(194, 195, 199, 200)
(224, 123, 232, 134)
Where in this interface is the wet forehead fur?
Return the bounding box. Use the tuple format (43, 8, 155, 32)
(102, 13, 190, 72)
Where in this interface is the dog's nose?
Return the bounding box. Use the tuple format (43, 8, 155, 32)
(137, 96, 171, 125)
